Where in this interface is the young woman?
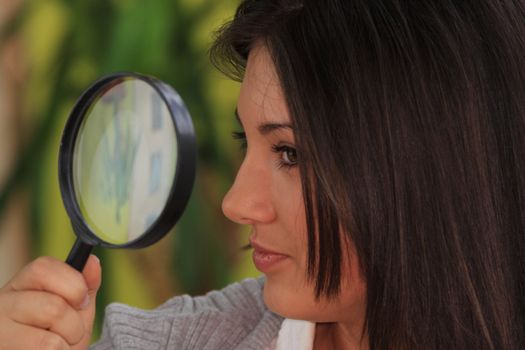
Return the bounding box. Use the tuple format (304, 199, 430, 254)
(1, 0, 524, 349)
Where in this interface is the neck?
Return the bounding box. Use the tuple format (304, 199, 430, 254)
(314, 321, 368, 350)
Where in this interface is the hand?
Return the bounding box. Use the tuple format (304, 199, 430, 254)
(0, 255, 101, 350)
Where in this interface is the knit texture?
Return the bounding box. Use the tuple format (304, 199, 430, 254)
(90, 277, 283, 349)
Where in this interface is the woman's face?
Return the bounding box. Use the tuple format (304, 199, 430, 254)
(221, 44, 366, 325)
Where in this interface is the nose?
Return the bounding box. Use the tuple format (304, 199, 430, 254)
(222, 158, 277, 225)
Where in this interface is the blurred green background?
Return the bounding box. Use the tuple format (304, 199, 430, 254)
(0, 0, 258, 340)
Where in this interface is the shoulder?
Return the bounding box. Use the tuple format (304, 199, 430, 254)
(90, 277, 283, 350)
(158, 275, 268, 315)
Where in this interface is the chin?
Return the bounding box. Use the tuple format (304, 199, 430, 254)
(262, 277, 316, 321)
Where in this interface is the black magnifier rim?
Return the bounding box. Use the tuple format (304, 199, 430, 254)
(58, 72, 196, 249)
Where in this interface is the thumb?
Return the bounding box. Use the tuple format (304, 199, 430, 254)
(75, 254, 102, 349)
(83, 254, 102, 295)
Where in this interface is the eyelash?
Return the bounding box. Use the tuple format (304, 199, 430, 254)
(271, 144, 297, 169)
(232, 131, 247, 150)
(231, 131, 298, 169)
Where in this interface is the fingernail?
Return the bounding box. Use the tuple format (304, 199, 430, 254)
(80, 294, 90, 309)
(91, 254, 100, 265)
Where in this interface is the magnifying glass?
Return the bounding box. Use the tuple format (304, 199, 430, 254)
(58, 72, 196, 271)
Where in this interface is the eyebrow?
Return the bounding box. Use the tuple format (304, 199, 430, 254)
(235, 109, 294, 135)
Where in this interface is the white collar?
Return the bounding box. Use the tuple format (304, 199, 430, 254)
(273, 318, 316, 350)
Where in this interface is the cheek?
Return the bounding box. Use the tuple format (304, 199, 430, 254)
(263, 245, 367, 323)
(265, 170, 367, 322)
(272, 170, 307, 258)
(263, 203, 367, 322)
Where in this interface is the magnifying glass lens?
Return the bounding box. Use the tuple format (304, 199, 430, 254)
(73, 78, 177, 244)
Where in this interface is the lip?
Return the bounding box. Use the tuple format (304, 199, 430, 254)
(250, 239, 289, 273)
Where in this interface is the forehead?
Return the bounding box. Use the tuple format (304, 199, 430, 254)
(238, 44, 290, 124)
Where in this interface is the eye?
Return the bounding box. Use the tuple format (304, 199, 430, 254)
(272, 144, 298, 167)
(232, 131, 247, 150)
(282, 147, 297, 164)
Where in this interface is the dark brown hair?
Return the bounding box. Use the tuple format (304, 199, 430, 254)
(211, 0, 525, 348)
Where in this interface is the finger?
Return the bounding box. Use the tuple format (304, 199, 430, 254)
(76, 255, 102, 349)
(5, 256, 88, 309)
(82, 255, 102, 294)
(0, 320, 69, 350)
(6, 290, 84, 345)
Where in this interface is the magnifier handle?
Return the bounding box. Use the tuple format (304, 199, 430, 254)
(66, 238, 93, 272)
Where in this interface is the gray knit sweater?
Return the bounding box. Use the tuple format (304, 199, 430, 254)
(90, 277, 283, 349)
